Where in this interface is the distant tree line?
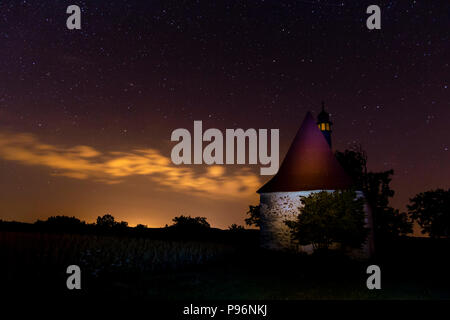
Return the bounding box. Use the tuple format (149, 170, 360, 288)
(0, 213, 254, 244)
(30, 213, 132, 234)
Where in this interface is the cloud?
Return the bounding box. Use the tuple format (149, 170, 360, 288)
(0, 131, 261, 199)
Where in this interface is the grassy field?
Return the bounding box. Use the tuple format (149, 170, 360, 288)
(1, 231, 449, 300)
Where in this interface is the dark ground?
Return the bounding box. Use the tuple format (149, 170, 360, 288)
(1, 230, 449, 301)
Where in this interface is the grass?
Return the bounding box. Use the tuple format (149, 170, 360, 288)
(1, 231, 449, 300)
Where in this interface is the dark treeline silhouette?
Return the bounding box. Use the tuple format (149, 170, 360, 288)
(335, 148, 450, 241)
(0, 213, 259, 245)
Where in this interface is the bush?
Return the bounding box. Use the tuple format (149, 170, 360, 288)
(408, 189, 450, 238)
(286, 190, 368, 251)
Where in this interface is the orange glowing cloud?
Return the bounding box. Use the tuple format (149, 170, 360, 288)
(0, 131, 261, 199)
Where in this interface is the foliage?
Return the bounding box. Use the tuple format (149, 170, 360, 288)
(116, 221, 128, 229)
(34, 215, 86, 232)
(171, 215, 210, 230)
(41, 215, 84, 226)
(336, 147, 412, 238)
(335, 146, 367, 190)
(96, 214, 117, 228)
(245, 205, 261, 227)
(407, 189, 450, 238)
(374, 206, 411, 238)
(285, 190, 368, 251)
(228, 224, 245, 231)
(365, 170, 412, 238)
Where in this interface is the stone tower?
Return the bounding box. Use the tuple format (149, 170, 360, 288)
(257, 111, 374, 258)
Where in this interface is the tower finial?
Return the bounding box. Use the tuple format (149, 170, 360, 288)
(321, 101, 325, 112)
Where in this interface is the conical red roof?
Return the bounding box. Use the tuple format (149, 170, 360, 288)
(257, 112, 353, 193)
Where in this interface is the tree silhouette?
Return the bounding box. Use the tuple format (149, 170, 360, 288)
(96, 214, 117, 228)
(335, 146, 367, 190)
(336, 148, 412, 239)
(228, 224, 245, 231)
(116, 220, 129, 230)
(34, 215, 86, 232)
(408, 189, 450, 238)
(171, 215, 210, 229)
(245, 205, 261, 227)
(365, 170, 412, 239)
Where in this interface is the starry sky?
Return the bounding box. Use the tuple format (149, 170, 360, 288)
(0, 0, 448, 229)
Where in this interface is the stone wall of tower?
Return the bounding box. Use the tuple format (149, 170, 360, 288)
(259, 191, 319, 253)
(259, 190, 374, 259)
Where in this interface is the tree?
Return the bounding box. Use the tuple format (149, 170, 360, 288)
(116, 221, 129, 230)
(171, 215, 210, 229)
(365, 170, 412, 238)
(42, 215, 84, 226)
(335, 145, 367, 190)
(285, 190, 368, 251)
(245, 205, 261, 227)
(336, 148, 412, 239)
(228, 224, 245, 231)
(96, 214, 117, 228)
(408, 189, 450, 238)
(35, 215, 86, 232)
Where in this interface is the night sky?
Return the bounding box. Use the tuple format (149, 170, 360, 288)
(0, 1, 448, 229)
